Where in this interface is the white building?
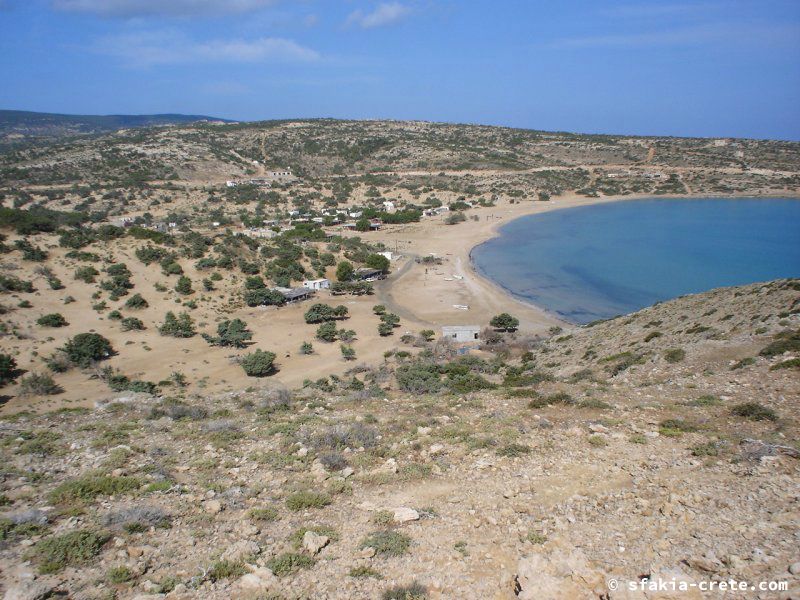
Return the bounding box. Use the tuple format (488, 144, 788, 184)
(242, 228, 277, 239)
(378, 251, 395, 261)
(303, 278, 330, 290)
(441, 325, 481, 343)
(383, 201, 396, 213)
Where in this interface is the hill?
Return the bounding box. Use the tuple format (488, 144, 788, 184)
(0, 109, 230, 141)
(0, 117, 798, 598)
(0, 279, 797, 598)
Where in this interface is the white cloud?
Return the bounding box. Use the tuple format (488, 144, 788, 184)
(53, 0, 278, 18)
(346, 2, 410, 29)
(95, 30, 320, 66)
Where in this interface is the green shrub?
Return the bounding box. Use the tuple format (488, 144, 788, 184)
(124, 293, 148, 309)
(0, 353, 20, 386)
(30, 529, 110, 573)
(240, 350, 277, 377)
(175, 275, 193, 295)
(18, 373, 62, 397)
(62, 333, 114, 367)
(496, 443, 530, 457)
(759, 330, 800, 357)
(490, 313, 519, 332)
(396, 362, 442, 394)
(350, 566, 383, 579)
(266, 553, 314, 577)
(382, 583, 427, 600)
(664, 348, 686, 363)
(74, 266, 99, 283)
(248, 507, 279, 522)
(37, 313, 68, 328)
(528, 391, 573, 409)
(120, 317, 145, 331)
(731, 402, 777, 421)
(687, 395, 721, 407)
(359, 530, 411, 557)
(770, 357, 800, 371)
(285, 491, 332, 511)
(159, 311, 196, 338)
(304, 303, 347, 324)
(49, 474, 141, 503)
(107, 565, 133, 584)
(316, 321, 338, 342)
(203, 319, 252, 348)
(207, 559, 247, 582)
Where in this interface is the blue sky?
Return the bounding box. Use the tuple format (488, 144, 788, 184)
(1, 0, 799, 139)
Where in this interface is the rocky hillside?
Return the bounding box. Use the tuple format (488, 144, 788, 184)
(2, 119, 799, 191)
(0, 279, 797, 599)
(0, 111, 228, 143)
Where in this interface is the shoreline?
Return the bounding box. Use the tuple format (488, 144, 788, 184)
(373, 191, 800, 335)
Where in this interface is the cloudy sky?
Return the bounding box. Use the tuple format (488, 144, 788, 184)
(1, 0, 799, 139)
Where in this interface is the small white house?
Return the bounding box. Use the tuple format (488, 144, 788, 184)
(382, 201, 396, 213)
(242, 228, 277, 239)
(441, 325, 480, 343)
(378, 251, 395, 261)
(303, 278, 330, 290)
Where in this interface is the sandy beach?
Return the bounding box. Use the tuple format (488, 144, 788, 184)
(370, 190, 800, 337)
(367, 193, 648, 335)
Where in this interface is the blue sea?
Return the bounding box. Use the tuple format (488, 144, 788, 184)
(471, 198, 800, 324)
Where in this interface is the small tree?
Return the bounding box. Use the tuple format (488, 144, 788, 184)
(338, 329, 356, 342)
(420, 329, 435, 341)
(0, 354, 19, 386)
(244, 288, 285, 307)
(175, 276, 193, 295)
(159, 311, 196, 338)
(37, 313, 68, 328)
(490, 313, 519, 332)
(304, 303, 337, 324)
(240, 350, 277, 377)
(62, 333, 114, 367)
(336, 261, 354, 282)
(380, 313, 400, 327)
(378, 322, 394, 336)
(300, 342, 314, 355)
(341, 345, 356, 361)
(316, 321, 338, 342)
(203, 319, 252, 348)
(355, 218, 371, 232)
(365, 254, 390, 273)
(372, 304, 386, 315)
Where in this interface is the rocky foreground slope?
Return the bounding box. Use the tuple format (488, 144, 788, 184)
(0, 280, 798, 599)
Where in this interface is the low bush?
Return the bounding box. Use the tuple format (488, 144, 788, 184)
(285, 491, 332, 511)
(266, 553, 314, 577)
(731, 402, 777, 421)
(30, 529, 110, 573)
(18, 373, 62, 397)
(359, 530, 411, 557)
(240, 350, 277, 377)
(37, 313, 68, 328)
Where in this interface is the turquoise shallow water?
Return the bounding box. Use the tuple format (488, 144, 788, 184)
(471, 198, 800, 324)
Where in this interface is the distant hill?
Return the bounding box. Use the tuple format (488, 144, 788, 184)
(0, 109, 231, 139)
